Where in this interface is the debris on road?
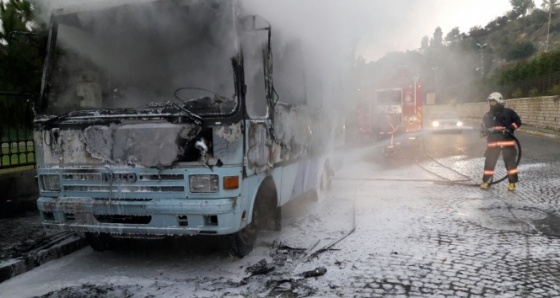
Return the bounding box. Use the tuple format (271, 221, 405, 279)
(245, 259, 275, 276)
(300, 266, 327, 278)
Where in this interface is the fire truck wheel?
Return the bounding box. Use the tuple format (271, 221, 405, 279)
(85, 232, 115, 252)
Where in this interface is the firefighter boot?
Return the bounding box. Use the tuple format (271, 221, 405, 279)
(508, 183, 516, 191)
(480, 177, 492, 190)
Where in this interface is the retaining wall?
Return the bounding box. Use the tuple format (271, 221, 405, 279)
(425, 96, 560, 131)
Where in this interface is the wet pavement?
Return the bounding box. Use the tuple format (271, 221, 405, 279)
(1, 124, 560, 297)
(299, 127, 560, 297)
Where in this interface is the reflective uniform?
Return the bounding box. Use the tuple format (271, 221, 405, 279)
(481, 105, 522, 183)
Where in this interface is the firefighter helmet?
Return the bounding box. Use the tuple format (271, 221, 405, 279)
(487, 92, 504, 105)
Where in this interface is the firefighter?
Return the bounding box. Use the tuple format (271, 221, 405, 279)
(480, 92, 522, 191)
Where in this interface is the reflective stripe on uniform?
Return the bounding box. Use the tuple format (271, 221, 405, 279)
(512, 123, 518, 129)
(508, 169, 518, 175)
(484, 170, 494, 175)
(487, 141, 516, 147)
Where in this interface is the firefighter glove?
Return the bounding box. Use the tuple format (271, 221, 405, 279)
(480, 125, 488, 137)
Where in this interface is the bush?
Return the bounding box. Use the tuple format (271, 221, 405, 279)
(506, 41, 536, 61)
(511, 88, 524, 98)
(550, 84, 560, 95)
(528, 88, 539, 97)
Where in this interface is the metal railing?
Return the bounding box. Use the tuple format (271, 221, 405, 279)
(0, 93, 36, 169)
(500, 72, 560, 98)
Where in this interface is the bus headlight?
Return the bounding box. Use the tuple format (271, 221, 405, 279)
(189, 174, 219, 193)
(41, 174, 61, 191)
(432, 121, 440, 127)
(456, 121, 463, 127)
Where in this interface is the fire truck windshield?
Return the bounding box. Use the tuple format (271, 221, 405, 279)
(376, 89, 402, 105)
(44, 0, 238, 117)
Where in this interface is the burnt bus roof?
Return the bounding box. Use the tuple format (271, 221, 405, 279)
(51, 0, 226, 16)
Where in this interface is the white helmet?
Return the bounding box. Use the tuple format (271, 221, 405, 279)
(487, 92, 504, 105)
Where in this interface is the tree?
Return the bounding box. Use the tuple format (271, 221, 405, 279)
(0, 0, 44, 92)
(542, 0, 560, 52)
(430, 27, 443, 47)
(542, 0, 559, 10)
(421, 36, 429, 49)
(0, 0, 35, 50)
(468, 26, 487, 38)
(445, 27, 461, 43)
(506, 41, 536, 60)
(510, 0, 535, 19)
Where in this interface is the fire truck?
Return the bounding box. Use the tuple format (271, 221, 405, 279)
(375, 78, 423, 134)
(354, 75, 423, 143)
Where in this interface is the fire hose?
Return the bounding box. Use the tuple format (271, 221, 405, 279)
(417, 126, 522, 187)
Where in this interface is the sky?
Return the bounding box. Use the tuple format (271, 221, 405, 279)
(31, 0, 546, 64)
(240, 0, 549, 70)
(354, 0, 544, 62)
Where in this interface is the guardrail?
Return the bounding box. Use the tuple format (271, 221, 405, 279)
(0, 93, 35, 170)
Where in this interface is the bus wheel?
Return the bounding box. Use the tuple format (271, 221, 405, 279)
(85, 232, 114, 252)
(227, 199, 260, 257)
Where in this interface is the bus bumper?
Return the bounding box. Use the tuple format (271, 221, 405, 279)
(36, 196, 245, 236)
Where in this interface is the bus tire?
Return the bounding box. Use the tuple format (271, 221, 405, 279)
(228, 205, 258, 257)
(85, 232, 114, 252)
(228, 191, 262, 257)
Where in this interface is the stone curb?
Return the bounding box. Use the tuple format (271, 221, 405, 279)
(0, 234, 86, 283)
(519, 128, 560, 139)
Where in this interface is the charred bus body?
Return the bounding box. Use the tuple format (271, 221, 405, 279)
(34, 0, 340, 256)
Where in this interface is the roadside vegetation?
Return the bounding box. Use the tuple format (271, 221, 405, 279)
(357, 0, 560, 103)
(0, 0, 43, 169)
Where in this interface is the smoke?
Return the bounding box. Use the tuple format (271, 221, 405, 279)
(31, 0, 514, 113)
(34, 0, 239, 112)
(241, 0, 361, 108)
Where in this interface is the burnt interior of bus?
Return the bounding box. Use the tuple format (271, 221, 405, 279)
(44, 0, 237, 116)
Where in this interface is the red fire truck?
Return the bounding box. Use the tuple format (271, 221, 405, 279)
(354, 76, 423, 142)
(375, 79, 423, 134)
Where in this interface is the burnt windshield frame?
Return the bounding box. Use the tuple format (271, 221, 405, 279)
(37, 5, 244, 124)
(38, 17, 58, 113)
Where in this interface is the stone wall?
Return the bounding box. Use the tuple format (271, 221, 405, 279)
(424, 96, 560, 131)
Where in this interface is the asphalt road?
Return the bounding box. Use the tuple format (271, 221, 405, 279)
(1, 127, 560, 297)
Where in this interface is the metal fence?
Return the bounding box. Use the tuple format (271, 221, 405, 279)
(0, 93, 35, 169)
(501, 72, 560, 98)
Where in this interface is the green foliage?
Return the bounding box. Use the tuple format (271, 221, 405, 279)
(499, 51, 560, 84)
(445, 27, 461, 42)
(510, 0, 535, 18)
(528, 87, 539, 96)
(550, 83, 560, 94)
(505, 41, 536, 60)
(430, 27, 443, 47)
(0, 0, 45, 93)
(511, 88, 524, 98)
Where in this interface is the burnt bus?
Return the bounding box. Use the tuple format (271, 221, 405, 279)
(34, 0, 340, 256)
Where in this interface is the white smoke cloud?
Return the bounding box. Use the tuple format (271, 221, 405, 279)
(31, 0, 520, 113)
